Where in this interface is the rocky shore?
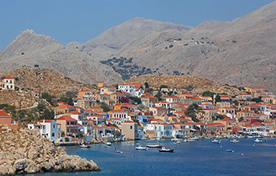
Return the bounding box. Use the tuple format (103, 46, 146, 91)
(0, 125, 100, 175)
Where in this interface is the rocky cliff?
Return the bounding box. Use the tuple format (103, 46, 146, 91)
(0, 125, 100, 175)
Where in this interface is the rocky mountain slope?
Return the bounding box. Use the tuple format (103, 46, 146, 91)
(0, 66, 96, 96)
(124, 74, 241, 96)
(0, 125, 100, 175)
(93, 1, 276, 91)
(0, 30, 121, 84)
(0, 1, 275, 91)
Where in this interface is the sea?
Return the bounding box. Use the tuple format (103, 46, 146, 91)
(25, 138, 276, 176)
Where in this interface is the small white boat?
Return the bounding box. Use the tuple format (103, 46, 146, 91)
(171, 138, 182, 142)
(175, 140, 181, 144)
(79, 144, 90, 148)
(212, 139, 221, 144)
(146, 144, 163, 148)
(159, 147, 174, 153)
(254, 138, 263, 143)
(106, 142, 112, 146)
(135, 145, 148, 150)
(116, 150, 123, 154)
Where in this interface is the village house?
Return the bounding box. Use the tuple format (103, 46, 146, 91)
(108, 110, 130, 122)
(118, 83, 144, 97)
(0, 110, 18, 130)
(87, 115, 105, 125)
(100, 86, 117, 95)
(141, 95, 158, 107)
(38, 119, 61, 141)
(0, 77, 15, 90)
(149, 107, 168, 116)
(54, 104, 76, 115)
(56, 116, 79, 137)
(121, 121, 139, 140)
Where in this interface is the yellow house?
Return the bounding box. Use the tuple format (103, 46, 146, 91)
(114, 104, 122, 110)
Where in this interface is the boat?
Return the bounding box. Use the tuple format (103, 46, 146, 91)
(106, 142, 112, 146)
(146, 144, 163, 148)
(230, 139, 239, 143)
(254, 138, 263, 143)
(226, 149, 234, 152)
(79, 144, 90, 148)
(116, 150, 123, 154)
(171, 138, 182, 142)
(212, 139, 221, 144)
(175, 140, 181, 144)
(159, 147, 174, 153)
(135, 145, 148, 150)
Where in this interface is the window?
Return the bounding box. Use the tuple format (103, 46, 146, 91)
(53, 124, 55, 128)
(52, 133, 55, 137)
(130, 126, 132, 129)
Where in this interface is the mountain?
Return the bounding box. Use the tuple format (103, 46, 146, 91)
(96, 1, 276, 91)
(0, 30, 121, 84)
(82, 17, 191, 60)
(0, 1, 275, 91)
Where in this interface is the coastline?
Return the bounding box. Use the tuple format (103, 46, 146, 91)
(0, 125, 100, 175)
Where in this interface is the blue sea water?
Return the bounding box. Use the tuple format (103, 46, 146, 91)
(26, 138, 276, 176)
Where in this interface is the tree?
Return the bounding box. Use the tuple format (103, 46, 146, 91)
(185, 103, 199, 121)
(42, 92, 55, 103)
(202, 91, 215, 97)
(144, 82, 149, 89)
(120, 96, 129, 103)
(99, 102, 111, 112)
(154, 91, 162, 101)
(159, 85, 168, 89)
(129, 96, 141, 104)
(250, 96, 263, 103)
(215, 94, 221, 103)
(60, 96, 74, 106)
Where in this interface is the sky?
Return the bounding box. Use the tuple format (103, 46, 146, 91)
(0, 0, 274, 50)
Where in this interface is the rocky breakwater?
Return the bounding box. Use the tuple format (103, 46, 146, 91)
(0, 125, 100, 175)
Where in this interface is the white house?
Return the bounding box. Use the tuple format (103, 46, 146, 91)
(1, 77, 15, 90)
(87, 115, 105, 125)
(39, 119, 61, 142)
(118, 83, 144, 97)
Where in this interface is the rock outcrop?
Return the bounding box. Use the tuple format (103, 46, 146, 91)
(0, 125, 100, 175)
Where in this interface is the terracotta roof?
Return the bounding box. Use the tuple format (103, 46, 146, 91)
(166, 96, 180, 99)
(123, 121, 136, 124)
(0, 110, 10, 117)
(4, 77, 13, 79)
(56, 116, 77, 121)
(55, 104, 74, 108)
(66, 111, 82, 115)
(109, 110, 127, 113)
(39, 120, 53, 123)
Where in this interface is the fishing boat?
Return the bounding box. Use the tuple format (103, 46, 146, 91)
(212, 139, 221, 144)
(230, 139, 239, 143)
(159, 147, 174, 153)
(106, 142, 112, 146)
(254, 138, 263, 143)
(226, 149, 234, 152)
(135, 145, 148, 150)
(146, 144, 163, 148)
(79, 144, 90, 148)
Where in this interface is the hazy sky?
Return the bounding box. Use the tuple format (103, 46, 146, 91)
(0, 0, 274, 50)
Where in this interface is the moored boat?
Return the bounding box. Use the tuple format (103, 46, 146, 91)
(79, 144, 90, 148)
(254, 138, 263, 143)
(212, 139, 221, 144)
(135, 145, 148, 150)
(106, 142, 112, 146)
(146, 144, 163, 148)
(231, 139, 239, 143)
(159, 147, 174, 153)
